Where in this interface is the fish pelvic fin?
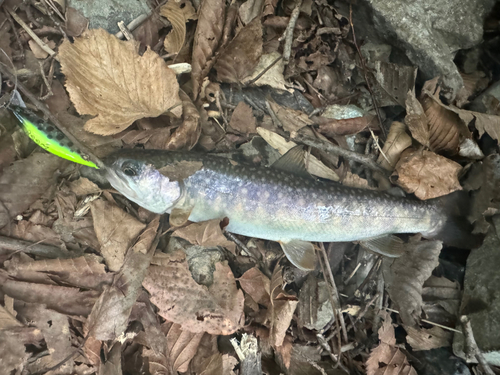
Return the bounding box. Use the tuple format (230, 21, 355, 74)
(425, 191, 482, 249)
(279, 240, 317, 271)
(359, 235, 406, 258)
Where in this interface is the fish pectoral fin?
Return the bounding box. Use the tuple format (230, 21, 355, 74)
(271, 145, 312, 179)
(359, 235, 406, 258)
(280, 240, 317, 271)
(169, 206, 193, 227)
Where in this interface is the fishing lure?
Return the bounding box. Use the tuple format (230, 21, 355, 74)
(10, 105, 99, 169)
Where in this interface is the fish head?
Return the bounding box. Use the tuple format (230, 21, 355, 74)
(104, 155, 182, 214)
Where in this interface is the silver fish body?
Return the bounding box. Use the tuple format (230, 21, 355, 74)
(104, 149, 446, 244)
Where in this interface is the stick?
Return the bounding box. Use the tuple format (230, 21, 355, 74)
(290, 131, 389, 175)
(460, 315, 495, 374)
(282, 0, 303, 64)
(114, 13, 149, 39)
(117, 21, 134, 41)
(247, 55, 282, 86)
(0, 235, 80, 259)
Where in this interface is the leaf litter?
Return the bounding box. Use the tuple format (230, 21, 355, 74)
(1, 2, 500, 375)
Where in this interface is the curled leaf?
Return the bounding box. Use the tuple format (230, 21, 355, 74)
(229, 102, 256, 134)
(166, 90, 201, 150)
(59, 29, 182, 135)
(161, 0, 197, 54)
(377, 121, 412, 171)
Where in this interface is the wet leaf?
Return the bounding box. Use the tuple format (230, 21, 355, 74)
(238, 267, 271, 306)
(377, 121, 412, 171)
(393, 149, 462, 200)
(90, 198, 146, 271)
(87, 217, 159, 340)
(405, 325, 452, 351)
(144, 253, 244, 335)
(230, 102, 257, 134)
(382, 239, 442, 326)
(316, 114, 379, 137)
(0, 153, 65, 229)
(165, 90, 202, 150)
(161, 0, 197, 54)
(215, 17, 263, 84)
(366, 310, 417, 375)
(191, 0, 225, 98)
(172, 219, 236, 253)
(59, 29, 182, 135)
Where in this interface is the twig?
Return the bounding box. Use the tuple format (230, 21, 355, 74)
(225, 231, 272, 278)
(7, 8, 58, 61)
(0, 64, 104, 169)
(247, 55, 283, 86)
(354, 256, 381, 296)
(282, 0, 303, 64)
(460, 316, 495, 374)
(290, 131, 389, 175)
(348, 6, 386, 138)
(264, 99, 283, 129)
(0, 235, 80, 259)
(38, 61, 53, 100)
(115, 13, 149, 39)
(117, 21, 134, 41)
(40, 0, 68, 40)
(384, 308, 462, 334)
(5, 10, 23, 60)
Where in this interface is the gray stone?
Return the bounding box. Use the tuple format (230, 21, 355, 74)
(69, 0, 150, 34)
(453, 215, 500, 365)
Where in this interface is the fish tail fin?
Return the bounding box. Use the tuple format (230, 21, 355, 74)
(428, 191, 482, 249)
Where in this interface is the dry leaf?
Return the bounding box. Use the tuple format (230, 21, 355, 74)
(377, 121, 412, 171)
(143, 252, 244, 335)
(87, 217, 159, 340)
(257, 127, 339, 181)
(382, 240, 442, 326)
(238, 267, 271, 306)
(366, 310, 417, 375)
(239, 0, 264, 25)
(405, 325, 453, 351)
(459, 110, 500, 142)
(90, 198, 146, 271)
(0, 330, 30, 375)
(166, 323, 204, 372)
(65, 7, 88, 37)
(268, 100, 314, 133)
(244, 52, 288, 91)
(172, 219, 236, 253)
(268, 265, 298, 348)
(0, 153, 65, 229)
(370, 61, 417, 107)
(28, 38, 56, 59)
(69, 177, 101, 196)
(166, 90, 202, 150)
(59, 29, 182, 135)
(161, 0, 197, 54)
(0, 305, 22, 330)
(230, 102, 257, 134)
(405, 88, 430, 147)
(393, 149, 462, 200)
(215, 17, 263, 84)
(191, 0, 225, 99)
(316, 114, 379, 137)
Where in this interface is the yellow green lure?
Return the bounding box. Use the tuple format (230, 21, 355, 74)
(10, 105, 99, 169)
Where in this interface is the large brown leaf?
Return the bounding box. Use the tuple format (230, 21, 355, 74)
(59, 29, 182, 135)
(215, 17, 263, 84)
(191, 0, 225, 99)
(143, 252, 244, 335)
(161, 0, 197, 54)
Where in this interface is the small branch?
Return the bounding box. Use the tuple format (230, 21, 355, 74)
(246, 55, 282, 86)
(460, 315, 495, 375)
(0, 235, 80, 259)
(230, 334, 262, 375)
(290, 131, 389, 175)
(114, 13, 149, 39)
(281, 0, 303, 64)
(117, 21, 134, 41)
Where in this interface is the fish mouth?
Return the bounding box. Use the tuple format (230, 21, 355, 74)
(104, 166, 140, 201)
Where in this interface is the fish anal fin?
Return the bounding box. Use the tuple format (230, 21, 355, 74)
(169, 206, 193, 227)
(280, 239, 316, 271)
(359, 235, 406, 258)
(271, 146, 311, 179)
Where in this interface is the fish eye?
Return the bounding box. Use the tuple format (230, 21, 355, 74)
(121, 161, 138, 177)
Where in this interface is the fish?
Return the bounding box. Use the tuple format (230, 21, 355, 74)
(9, 105, 99, 169)
(103, 147, 478, 270)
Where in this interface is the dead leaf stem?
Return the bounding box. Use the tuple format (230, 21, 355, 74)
(282, 0, 303, 64)
(0, 235, 80, 259)
(247, 55, 282, 86)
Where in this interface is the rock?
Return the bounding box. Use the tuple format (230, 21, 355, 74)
(69, 0, 150, 34)
(411, 347, 471, 375)
(336, 0, 495, 99)
(453, 215, 500, 365)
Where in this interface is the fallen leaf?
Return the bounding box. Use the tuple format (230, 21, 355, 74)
(28, 38, 56, 59)
(69, 177, 101, 196)
(0, 305, 22, 330)
(87, 217, 159, 340)
(166, 323, 204, 372)
(230, 102, 257, 134)
(161, 0, 197, 54)
(191, 0, 225, 98)
(382, 239, 442, 326)
(165, 90, 202, 150)
(215, 17, 263, 84)
(65, 7, 88, 37)
(199, 352, 238, 375)
(172, 219, 236, 253)
(268, 265, 298, 348)
(405, 325, 453, 351)
(316, 114, 379, 136)
(132, 13, 162, 47)
(90, 198, 147, 271)
(59, 29, 182, 135)
(257, 127, 339, 181)
(0, 153, 65, 229)
(44, 79, 71, 114)
(268, 100, 314, 133)
(100, 342, 122, 375)
(377, 121, 412, 171)
(239, 0, 264, 24)
(405, 88, 429, 147)
(244, 52, 288, 91)
(0, 330, 30, 375)
(238, 267, 271, 306)
(297, 273, 334, 331)
(366, 310, 417, 375)
(143, 252, 244, 335)
(459, 110, 500, 142)
(393, 149, 462, 200)
(370, 61, 417, 107)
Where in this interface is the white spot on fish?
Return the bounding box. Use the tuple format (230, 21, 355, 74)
(312, 193, 317, 198)
(241, 188, 248, 194)
(278, 192, 284, 199)
(298, 198, 306, 206)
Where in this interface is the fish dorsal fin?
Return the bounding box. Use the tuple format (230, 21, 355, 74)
(359, 235, 406, 258)
(280, 239, 317, 270)
(271, 146, 311, 179)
